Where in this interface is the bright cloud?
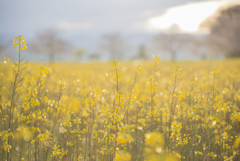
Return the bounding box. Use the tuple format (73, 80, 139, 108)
(147, 0, 239, 34)
(57, 21, 92, 30)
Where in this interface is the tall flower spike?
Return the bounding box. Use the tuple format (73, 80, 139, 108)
(152, 54, 160, 63)
(13, 35, 27, 51)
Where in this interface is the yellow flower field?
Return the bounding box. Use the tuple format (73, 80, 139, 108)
(0, 36, 240, 161)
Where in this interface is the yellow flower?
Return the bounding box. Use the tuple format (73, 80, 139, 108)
(114, 150, 131, 161)
(23, 45, 27, 50)
(234, 137, 240, 149)
(117, 132, 134, 145)
(37, 116, 42, 120)
(222, 132, 228, 139)
(13, 35, 27, 51)
(145, 132, 164, 148)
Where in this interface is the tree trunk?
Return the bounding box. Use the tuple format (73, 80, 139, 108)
(171, 51, 176, 61)
(201, 53, 207, 60)
(49, 53, 54, 63)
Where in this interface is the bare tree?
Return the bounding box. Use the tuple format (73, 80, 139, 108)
(135, 44, 148, 60)
(200, 4, 240, 57)
(29, 29, 68, 63)
(89, 52, 100, 61)
(71, 48, 87, 61)
(0, 42, 7, 57)
(0, 38, 11, 58)
(187, 36, 210, 59)
(100, 33, 128, 61)
(153, 33, 190, 61)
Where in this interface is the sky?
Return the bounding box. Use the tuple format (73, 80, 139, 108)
(0, 0, 239, 60)
(148, 0, 239, 34)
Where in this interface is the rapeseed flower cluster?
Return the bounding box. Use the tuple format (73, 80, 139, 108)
(0, 36, 240, 161)
(13, 35, 27, 51)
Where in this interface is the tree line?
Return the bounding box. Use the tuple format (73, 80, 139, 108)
(1, 4, 239, 62)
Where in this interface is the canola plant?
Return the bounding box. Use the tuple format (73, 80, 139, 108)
(0, 35, 240, 161)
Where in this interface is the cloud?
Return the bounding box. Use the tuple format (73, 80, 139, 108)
(146, 0, 240, 34)
(57, 21, 92, 30)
